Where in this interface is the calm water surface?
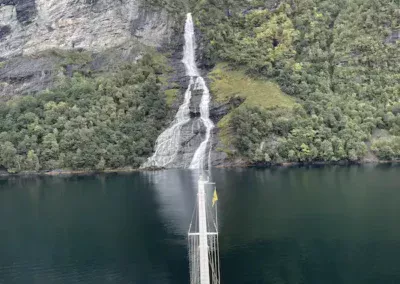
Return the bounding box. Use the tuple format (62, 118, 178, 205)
(1, 166, 400, 284)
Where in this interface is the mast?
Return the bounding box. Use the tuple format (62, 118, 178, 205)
(188, 174, 220, 284)
(198, 175, 210, 284)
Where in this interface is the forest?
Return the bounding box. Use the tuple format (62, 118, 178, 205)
(195, 0, 400, 164)
(0, 54, 169, 172)
(0, 0, 399, 172)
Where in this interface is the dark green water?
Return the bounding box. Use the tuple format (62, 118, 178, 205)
(1, 166, 400, 284)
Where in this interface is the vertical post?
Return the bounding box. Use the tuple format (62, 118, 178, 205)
(198, 175, 210, 284)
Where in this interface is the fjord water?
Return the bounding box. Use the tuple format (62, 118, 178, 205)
(1, 166, 400, 284)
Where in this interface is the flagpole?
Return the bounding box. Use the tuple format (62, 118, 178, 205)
(216, 200, 221, 283)
(198, 175, 210, 284)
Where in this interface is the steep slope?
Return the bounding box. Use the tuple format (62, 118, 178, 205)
(0, 0, 191, 173)
(0, 0, 185, 99)
(195, 0, 400, 164)
(0, 0, 175, 57)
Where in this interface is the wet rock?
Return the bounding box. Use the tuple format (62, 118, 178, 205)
(163, 119, 207, 168)
(15, 0, 37, 25)
(209, 128, 229, 167)
(0, 25, 11, 40)
(209, 96, 244, 124)
(0, 0, 37, 25)
(189, 87, 203, 116)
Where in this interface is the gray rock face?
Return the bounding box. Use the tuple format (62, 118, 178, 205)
(0, 0, 175, 58)
(0, 0, 37, 25)
(0, 54, 58, 100)
(386, 30, 399, 44)
(0, 39, 157, 99)
(0, 0, 180, 99)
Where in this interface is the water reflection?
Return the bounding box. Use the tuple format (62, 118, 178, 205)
(142, 169, 199, 236)
(0, 174, 189, 284)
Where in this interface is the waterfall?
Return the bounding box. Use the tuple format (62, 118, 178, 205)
(143, 13, 214, 170)
(182, 14, 199, 77)
(142, 80, 193, 168)
(188, 77, 214, 169)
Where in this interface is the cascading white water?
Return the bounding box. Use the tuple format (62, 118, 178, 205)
(143, 79, 193, 168)
(143, 13, 214, 169)
(189, 77, 214, 169)
(182, 14, 199, 77)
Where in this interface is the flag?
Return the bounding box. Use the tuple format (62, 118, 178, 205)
(212, 188, 218, 207)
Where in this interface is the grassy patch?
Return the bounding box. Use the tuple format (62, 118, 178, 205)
(209, 63, 296, 109)
(210, 63, 297, 152)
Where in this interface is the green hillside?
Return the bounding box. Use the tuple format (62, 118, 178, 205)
(196, 0, 400, 163)
(0, 53, 171, 173)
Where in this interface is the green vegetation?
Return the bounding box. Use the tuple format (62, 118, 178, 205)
(195, 0, 400, 164)
(1, 0, 398, 171)
(209, 63, 296, 109)
(0, 53, 170, 173)
(165, 88, 179, 106)
(372, 137, 400, 160)
(47, 49, 93, 67)
(210, 63, 297, 154)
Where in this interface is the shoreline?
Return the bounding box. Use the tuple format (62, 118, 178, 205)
(1, 159, 399, 178)
(216, 159, 400, 169)
(0, 167, 158, 178)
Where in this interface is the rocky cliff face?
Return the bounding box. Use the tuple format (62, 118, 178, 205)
(0, 0, 175, 58)
(0, 0, 181, 99)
